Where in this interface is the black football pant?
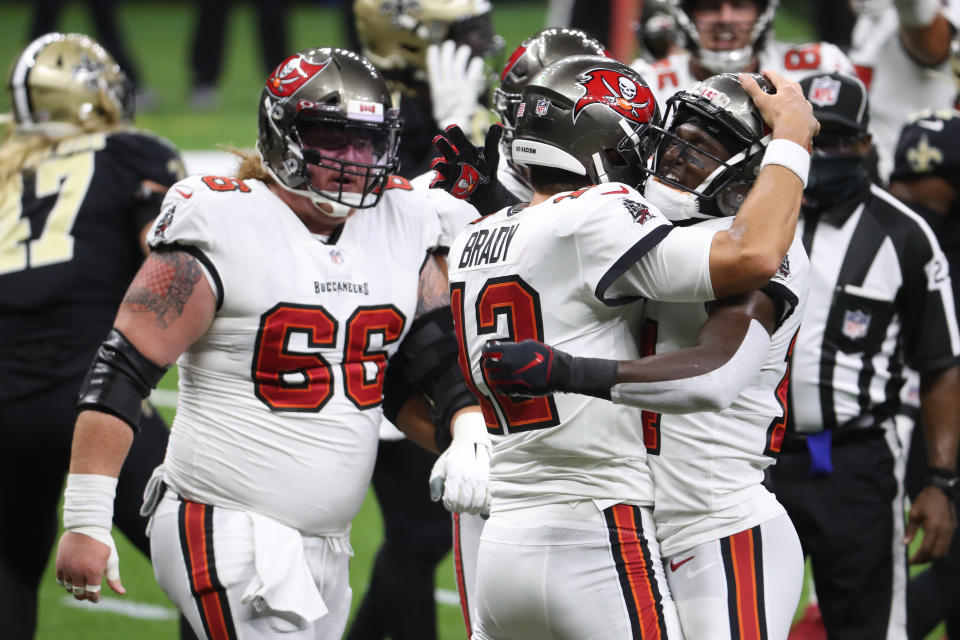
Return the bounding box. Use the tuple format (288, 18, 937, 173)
(769, 428, 907, 639)
(190, 0, 289, 87)
(0, 382, 196, 640)
(905, 422, 960, 640)
(346, 438, 452, 640)
(29, 0, 142, 87)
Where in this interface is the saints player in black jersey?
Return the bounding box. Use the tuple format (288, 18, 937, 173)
(0, 33, 192, 640)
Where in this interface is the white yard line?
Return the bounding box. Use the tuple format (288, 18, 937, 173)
(61, 590, 463, 620)
(61, 596, 178, 620)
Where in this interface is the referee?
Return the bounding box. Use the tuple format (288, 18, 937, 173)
(767, 72, 960, 639)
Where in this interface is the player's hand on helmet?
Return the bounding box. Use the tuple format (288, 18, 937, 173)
(430, 123, 502, 203)
(741, 69, 819, 148)
(482, 339, 567, 398)
(429, 410, 491, 517)
(426, 40, 487, 130)
(55, 528, 125, 603)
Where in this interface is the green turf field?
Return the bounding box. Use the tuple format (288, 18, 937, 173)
(0, 2, 945, 639)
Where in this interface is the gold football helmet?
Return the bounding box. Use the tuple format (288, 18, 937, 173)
(353, 0, 502, 82)
(6, 32, 133, 136)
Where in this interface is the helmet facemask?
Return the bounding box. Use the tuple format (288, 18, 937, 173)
(671, 0, 779, 74)
(257, 48, 402, 215)
(642, 77, 770, 219)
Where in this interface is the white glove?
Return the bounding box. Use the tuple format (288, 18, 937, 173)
(426, 40, 487, 131)
(429, 411, 491, 517)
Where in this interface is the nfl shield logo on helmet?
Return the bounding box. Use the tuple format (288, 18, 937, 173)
(842, 309, 871, 340)
(535, 98, 550, 116)
(808, 76, 841, 107)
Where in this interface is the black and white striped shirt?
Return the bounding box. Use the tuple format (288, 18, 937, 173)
(789, 183, 960, 434)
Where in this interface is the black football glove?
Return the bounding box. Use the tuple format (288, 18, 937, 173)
(481, 339, 618, 400)
(430, 124, 522, 217)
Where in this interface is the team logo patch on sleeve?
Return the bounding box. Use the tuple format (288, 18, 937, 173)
(573, 69, 655, 124)
(153, 203, 176, 240)
(623, 199, 653, 224)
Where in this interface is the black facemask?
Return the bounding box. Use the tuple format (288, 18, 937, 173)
(804, 154, 870, 212)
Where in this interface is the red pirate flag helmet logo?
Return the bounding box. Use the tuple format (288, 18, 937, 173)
(267, 54, 331, 98)
(573, 68, 655, 125)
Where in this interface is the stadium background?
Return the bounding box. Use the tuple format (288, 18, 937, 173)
(0, 1, 944, 638)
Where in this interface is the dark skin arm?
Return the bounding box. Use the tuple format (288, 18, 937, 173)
(617, 291, 778, 384)
(904, 365, 960, 563)
(901, 13, 954, 67)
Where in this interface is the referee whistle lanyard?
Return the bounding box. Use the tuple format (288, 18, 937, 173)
(806, 431, 834, 476)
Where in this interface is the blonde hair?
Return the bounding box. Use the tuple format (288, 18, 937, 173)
(229, 147, 275, 184)
(0, 122, 125, 188)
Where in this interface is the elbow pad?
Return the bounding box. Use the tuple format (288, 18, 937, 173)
(611, 319, 770, 413)
(76, 328, 170, 432)
(382, 307, 477, 451)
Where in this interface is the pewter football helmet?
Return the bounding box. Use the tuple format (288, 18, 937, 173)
(257, 48, 401, 209)
(511, 55, 659, 187)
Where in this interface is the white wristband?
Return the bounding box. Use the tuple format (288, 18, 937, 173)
(63, 473, 117, 531)
(451, 410, 491, 448)
(759, 138, 810, 188)
(894, 0, 940, 27)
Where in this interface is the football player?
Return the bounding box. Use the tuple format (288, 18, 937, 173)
(53, 47, 486, 640)
(0, 33, 191, 640)
(438, 55, 816, 638)
(848, 0, 960, 181)
(631, 0, 853, 110)
(418, 27, 614, 636)
(480, 74, 809, 640)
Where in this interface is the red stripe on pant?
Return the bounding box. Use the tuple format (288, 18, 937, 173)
(608, 504, 665, 640)
(453, 512, 473, 637)
(727, 528, 765, 640)
(180, 500, 237, 640)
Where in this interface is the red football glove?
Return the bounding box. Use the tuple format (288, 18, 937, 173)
(430, 124, 502, 202)
(481, 339, 617, 400)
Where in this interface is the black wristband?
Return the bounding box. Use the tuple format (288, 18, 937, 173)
(471, 181, 521, 216)
(926, 467, 959, 499)
(551, 351, 618, 400)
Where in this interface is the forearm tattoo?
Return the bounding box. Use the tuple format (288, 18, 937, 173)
(123, 250, 203, 328)
(415, 253, 451, 319)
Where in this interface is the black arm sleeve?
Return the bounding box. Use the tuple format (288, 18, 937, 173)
(381, 307, 478, 451)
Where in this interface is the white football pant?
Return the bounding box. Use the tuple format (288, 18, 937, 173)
(664, 514, 803, 640)
(149, 491, 352, 640)
(471, 502, 684, 639)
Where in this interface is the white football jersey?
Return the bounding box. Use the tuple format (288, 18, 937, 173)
(447, 183, 716, 513)
(147, 174, 442, 536)
(849, 2, 960, 181)
(632, 40, 854, 112)
(645, 218, 809, 557)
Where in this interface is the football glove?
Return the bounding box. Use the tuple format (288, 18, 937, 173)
(429, 411, 491, 517)
(430, 123, 502, 201)
(426, 40, 487, 131)
(481, 339, 618, 400)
